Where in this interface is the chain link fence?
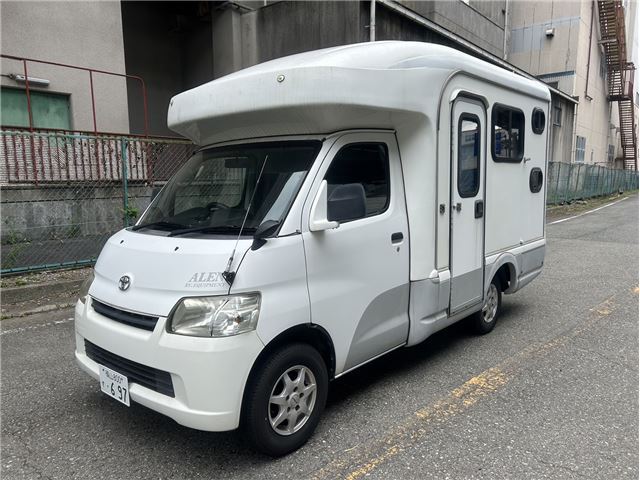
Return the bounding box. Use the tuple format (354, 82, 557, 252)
(1, 128, 195, 274)
(547, 161, 638, 204)
(1, 129, 639, 275)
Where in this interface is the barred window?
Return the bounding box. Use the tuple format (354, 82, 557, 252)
(575, 136, 586, 163)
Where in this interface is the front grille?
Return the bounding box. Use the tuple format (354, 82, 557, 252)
(85, 340, 175, 398)
(91, 299, 158, 331)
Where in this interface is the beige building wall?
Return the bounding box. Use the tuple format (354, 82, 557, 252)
(400, 0, 507, 57)
(507, 0, 620, 166)
(573, 0, 617, 166)
(0, 1, 129, 133)
(507, 0, 581, 95)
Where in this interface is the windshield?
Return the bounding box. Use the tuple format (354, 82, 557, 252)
(136, 141, 322, 236)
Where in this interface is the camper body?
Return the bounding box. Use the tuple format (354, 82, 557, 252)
(74, 42, 549, 455)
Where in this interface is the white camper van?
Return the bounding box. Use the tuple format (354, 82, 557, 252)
(74, 42, 549, 455)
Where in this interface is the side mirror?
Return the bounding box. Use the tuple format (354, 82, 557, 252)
(251, 219, 280, 250)
(327, 183, 366, 222)
(309, 180, 339, 232)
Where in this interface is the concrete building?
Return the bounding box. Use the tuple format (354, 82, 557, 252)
(507, 0, 637, 169)
(0, 0, 636, 168)
(1, 1, 130, 133)
(118, 0, 579, 146)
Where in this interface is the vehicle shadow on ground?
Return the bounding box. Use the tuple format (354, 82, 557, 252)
(326, 301, 519, 410)
(81, 302, 523, 475)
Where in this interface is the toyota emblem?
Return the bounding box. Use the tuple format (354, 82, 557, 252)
(118, 275, 131, 291)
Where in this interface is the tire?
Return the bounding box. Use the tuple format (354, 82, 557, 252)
(242, 343, 328, 457)
(469, 277, 502, 335)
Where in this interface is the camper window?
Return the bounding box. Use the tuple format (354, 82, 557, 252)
(532, 108, 546, 134)
(458, 115, 481, 198)
(324, 143, 390, 220)
(491, 104, 525, 162)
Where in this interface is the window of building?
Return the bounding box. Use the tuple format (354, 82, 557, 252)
(0, 87, 71, 130)
(532, 108, 546, 134)
(599, 51, 607, 79)
(324, 143, 390, 219)
(575, 136, 586, 163)
(458, 116, 481, 198)
(553, 106, 562, 126)
(608, 144, 615, 163)
(491, 104, 525, 162)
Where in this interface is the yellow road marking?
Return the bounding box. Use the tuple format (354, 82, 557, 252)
(310, 292, 625, 480)
(590, 295, 615, 317)
(309, 366, 511, 480)
(342, 368, 509, 480)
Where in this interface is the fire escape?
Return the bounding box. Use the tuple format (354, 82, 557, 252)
(597, 0, 637, 170)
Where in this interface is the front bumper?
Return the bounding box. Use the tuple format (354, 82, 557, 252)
(74, 299, 264, 432)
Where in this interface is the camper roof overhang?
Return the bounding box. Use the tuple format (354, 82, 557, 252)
(167, 42, 550, 146)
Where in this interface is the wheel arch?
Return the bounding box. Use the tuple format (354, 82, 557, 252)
(240, 324, 336, 423)
(486, 254, 518, 294)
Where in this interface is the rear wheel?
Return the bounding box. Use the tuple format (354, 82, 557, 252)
(242, 343, 328, 456)
(470, 278, 502, 334)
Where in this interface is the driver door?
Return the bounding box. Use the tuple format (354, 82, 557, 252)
(302, 132, 410, 375)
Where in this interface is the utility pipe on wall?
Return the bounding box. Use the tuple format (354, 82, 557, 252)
(370, 0, 376, 42)
(584, 0, 595, 100)
(503, 0, 510, 60)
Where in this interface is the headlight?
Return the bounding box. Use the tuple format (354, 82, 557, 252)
(167, 293, 261, 337)
(78, 270, 95, 304)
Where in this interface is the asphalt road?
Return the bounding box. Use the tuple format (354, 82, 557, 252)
(2, 195, 638, 480)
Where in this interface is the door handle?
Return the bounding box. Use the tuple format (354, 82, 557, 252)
(453, 202, 462, 212)
(391, 232, 404, 244)
(474, 200, 484, 218)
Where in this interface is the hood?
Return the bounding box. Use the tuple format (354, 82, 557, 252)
(89, 229, 252, 316)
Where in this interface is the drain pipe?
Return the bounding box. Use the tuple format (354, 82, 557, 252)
(503, 0, 510, 60)
(584, 0, 595, 100)
(369, 0, 376, 41)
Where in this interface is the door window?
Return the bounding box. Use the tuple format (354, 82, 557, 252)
(458, 116, 481, 198)
(324, 143, 390, 220)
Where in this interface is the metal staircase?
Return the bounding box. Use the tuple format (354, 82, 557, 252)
(597, 0, 637, 170)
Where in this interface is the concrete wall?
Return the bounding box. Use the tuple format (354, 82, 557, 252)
(0, 1, 129, 133)
(242, 1, 365, 66)
(1, 184, 152, 244)
(121, 2, 213, 136)
(400, 0, 507, 57)
(549, 95, 576, 163)
(507, 0, 581, 95)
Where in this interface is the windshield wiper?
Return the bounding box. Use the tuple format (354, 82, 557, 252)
(167, 225, 257, 237)
(130, 221, 185, 231)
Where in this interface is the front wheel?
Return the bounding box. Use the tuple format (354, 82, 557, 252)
(242, 343, 328, 456)
(469, 278, 502, 335)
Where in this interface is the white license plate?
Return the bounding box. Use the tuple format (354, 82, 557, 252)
(99, 364, 130, 406)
